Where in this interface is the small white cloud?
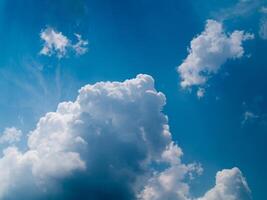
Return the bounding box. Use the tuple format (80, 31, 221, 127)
(242, 111, 259, 125)
(0, 127, 22, 145)
(40, 28, 88, 58)
(72, 33, 88, 55)
(197, 88, 205, 99)
(177, 20, 253, 91)
(40, 28, 70, 58)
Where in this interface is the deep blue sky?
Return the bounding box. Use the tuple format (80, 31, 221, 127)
(0, 0, 266, 199)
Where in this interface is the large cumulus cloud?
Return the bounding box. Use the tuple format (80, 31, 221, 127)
(0, 75, 251, 200)
(0, 74, 171, 199)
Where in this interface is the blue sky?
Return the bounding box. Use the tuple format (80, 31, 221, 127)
(0, 0, 266, 200)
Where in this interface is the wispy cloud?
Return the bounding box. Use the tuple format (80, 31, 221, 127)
(211, 0, 267, 41)
(242, 111, 259, 125)
(0, 127, 22, 145)
(72, 33, 89, 55)
(211, 0, 262, 21)
(40, 27, 88, 58)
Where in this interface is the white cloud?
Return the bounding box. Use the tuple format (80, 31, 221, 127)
(177, 20, 253, 93)
(197, 88, 205, 99)
(72, 33, 88, 55)
(242, 111, 259, 125)
(40, 28, 88, 58)
(40, 28, 70, 58)
(198, 168, 251, 200)
(0, 74, 172, 199)
(0, 127, 22, 145)
(0, 75, 252, 200)
(139, 143, 203, 200)
(140, 166, 251, 200)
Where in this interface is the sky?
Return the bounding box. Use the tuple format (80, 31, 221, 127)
(0, 0, 266, 199)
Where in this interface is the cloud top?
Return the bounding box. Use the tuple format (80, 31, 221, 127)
(198, 168, 251, 200)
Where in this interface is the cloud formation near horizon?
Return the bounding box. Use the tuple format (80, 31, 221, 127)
(0, 75, 252, 200)
(177, 20, 253, 96)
